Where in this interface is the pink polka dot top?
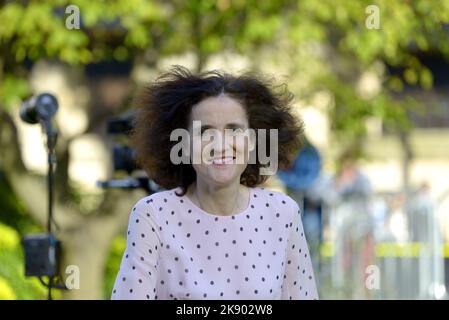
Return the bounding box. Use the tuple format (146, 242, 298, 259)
(111, 186, 318, 300)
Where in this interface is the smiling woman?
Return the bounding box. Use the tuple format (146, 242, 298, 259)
(111, 65, 318, 300)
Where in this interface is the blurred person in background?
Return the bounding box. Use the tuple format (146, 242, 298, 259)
(314, 148, 375, 298)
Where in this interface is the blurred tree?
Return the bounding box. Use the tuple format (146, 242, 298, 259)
(0, 223, 48, 299)
(280, 0, 449, 141)
(1, 0, 449, 299)
(103, 236, 126, 298)
(270, 0, 449, 200)
(0, 0, 290, 299)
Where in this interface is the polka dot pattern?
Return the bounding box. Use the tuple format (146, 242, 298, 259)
(111, 186, 318, 300)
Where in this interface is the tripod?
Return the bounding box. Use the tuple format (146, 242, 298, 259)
(20, 94, 66, 300)
(43, 118, 57, 300)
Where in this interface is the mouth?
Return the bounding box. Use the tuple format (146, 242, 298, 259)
(211, 156, 236, 165)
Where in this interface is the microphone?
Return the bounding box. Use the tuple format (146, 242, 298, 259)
(20, 93, 58, 124)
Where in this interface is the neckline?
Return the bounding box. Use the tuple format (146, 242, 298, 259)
(181, 186, 254, 219)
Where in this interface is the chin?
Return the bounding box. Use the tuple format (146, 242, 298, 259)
(208, 175, 238, 186)
(206, 170, 241, 186)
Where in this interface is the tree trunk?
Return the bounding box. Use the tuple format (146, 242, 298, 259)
(399, 129, 413, 197)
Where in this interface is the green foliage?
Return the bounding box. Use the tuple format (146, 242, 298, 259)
(0, 223, 48, 300)
(277, 0, 449, 150)
(103, 235, 126, 299)
(0, 0, 167, 64)
(0, 173, 42, 234)
(317, 73, 415, 143)
(0, 76, 29, 112)
(0, 173, 49, 300)
(2, 0, 447, 122)
(1, 0, 449, 299)
(0, 0, 168, 109)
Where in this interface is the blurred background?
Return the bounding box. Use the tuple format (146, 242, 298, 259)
(1, 0, 449, 300)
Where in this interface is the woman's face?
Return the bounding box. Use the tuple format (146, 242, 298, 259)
(187, 94, 254, 187)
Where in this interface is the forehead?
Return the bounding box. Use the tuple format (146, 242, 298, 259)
(189, 94, 248, 126)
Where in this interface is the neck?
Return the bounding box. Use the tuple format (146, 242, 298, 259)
(190, 180, 246, 216)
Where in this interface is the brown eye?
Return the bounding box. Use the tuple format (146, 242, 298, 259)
(201, 129, 213, 138)
(231, 128, 244, 135)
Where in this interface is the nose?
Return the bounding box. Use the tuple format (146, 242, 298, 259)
(209, 131, 234, 159)
(210, 145, 234, 158)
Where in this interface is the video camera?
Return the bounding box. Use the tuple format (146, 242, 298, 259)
(97, 110, 163, 194)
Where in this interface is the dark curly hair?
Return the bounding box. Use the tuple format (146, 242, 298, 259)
(130, 65, 304, 196)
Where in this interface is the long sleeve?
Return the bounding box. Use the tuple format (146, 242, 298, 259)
(111, 198, 161, 300)
(281, 199, 319, 300)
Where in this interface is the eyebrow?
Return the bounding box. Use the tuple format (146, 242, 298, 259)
(200, 122, 246, 132)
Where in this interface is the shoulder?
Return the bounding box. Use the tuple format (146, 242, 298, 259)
(253, 187, 300, 217)
(130, 187, 181, 220)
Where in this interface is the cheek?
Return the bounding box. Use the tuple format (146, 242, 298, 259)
(240, 138, 250, 153)
(189, 135, 212, 160)
(201, 140, 214, 158)
(234, 135, 252, 159)
(190, 141, 216, 171)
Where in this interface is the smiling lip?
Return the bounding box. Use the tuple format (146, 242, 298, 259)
(211, 156, 235, 165)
